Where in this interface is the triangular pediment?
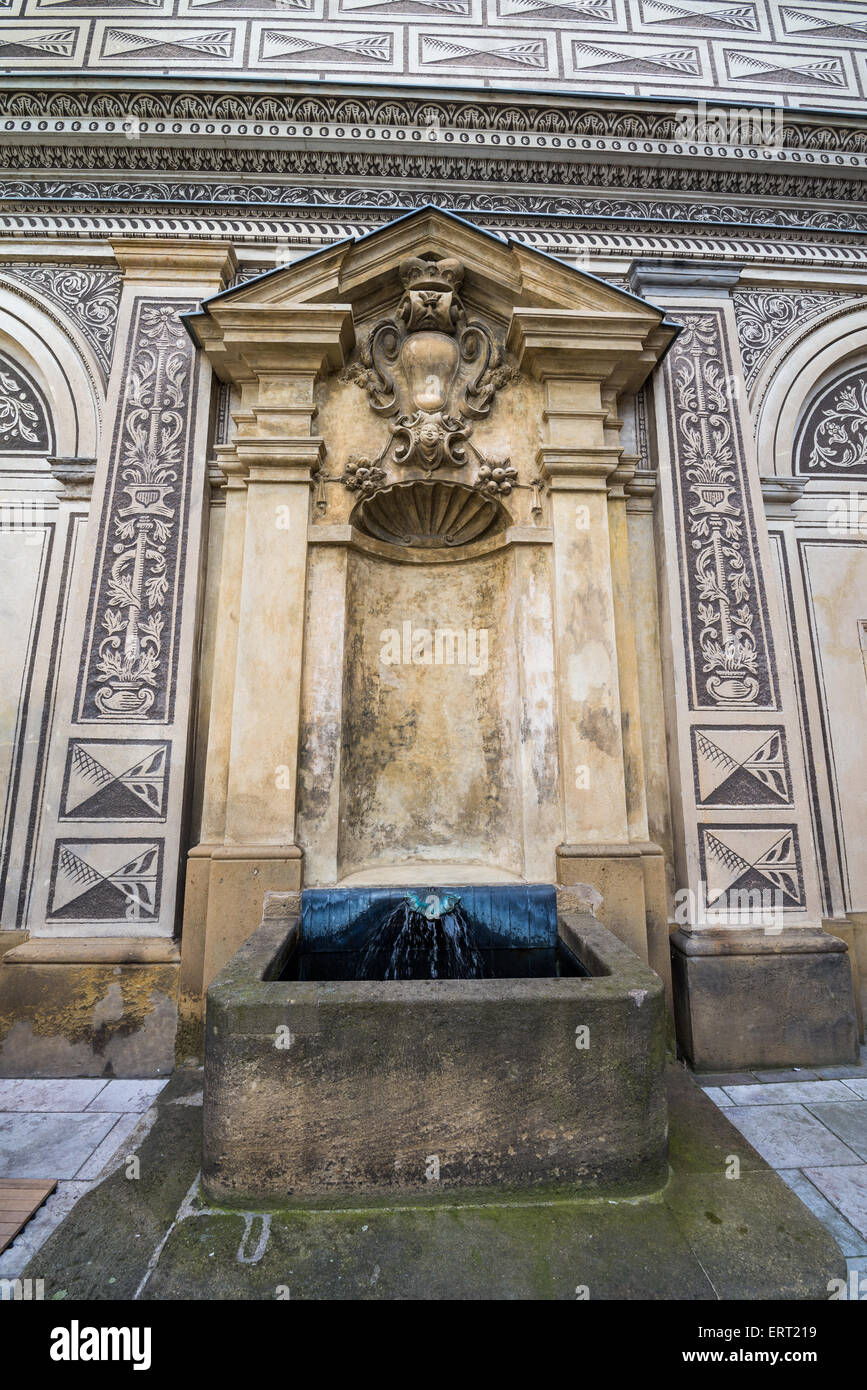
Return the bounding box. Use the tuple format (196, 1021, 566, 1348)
(191, 205, 666, 330)
(186, 206, 677, 393)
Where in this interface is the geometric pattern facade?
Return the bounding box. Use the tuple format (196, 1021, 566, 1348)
(0, 2, 864, 107)
(692, 726, 791, 807)
(60, 741, 169, 821)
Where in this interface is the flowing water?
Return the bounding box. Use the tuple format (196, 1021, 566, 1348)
(357, 893, 486, 980)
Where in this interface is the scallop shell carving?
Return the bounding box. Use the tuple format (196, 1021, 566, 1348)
(352, 480, 506, 549)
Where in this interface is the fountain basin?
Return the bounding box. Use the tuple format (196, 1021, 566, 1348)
(203, 887, 667, 1205)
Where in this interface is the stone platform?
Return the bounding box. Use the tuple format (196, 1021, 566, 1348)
(15, 1065, 846, 1301)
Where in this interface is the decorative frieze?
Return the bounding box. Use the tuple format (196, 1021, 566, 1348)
(2, 182, 866, 236)
(0, 86, 865, 155)
(2, 143, 865, 208)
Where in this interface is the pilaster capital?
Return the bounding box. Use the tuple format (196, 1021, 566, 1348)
(507, 306, 674, 395)
(607, 455, 638, 499)
(186, 303, 355, 385)
(627, 258, 744, 301)
(211, 443, 249, 491)
(624, 470, 658, 513)
(110, 238, 238, 287)
(48, 455, 96, 501)
(760, 474, 808, 514)
(536, 445, 622, 491)
(235, 437, 326, 484)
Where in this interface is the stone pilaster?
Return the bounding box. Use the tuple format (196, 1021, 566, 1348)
(2, 241, 235, 1074)
(179, 303, 354, 1010)
(508, 307, 673, 968)
(27, 241, 236, 946)
(629, 259, 857, 1069)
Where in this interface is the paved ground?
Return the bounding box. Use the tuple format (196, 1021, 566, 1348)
(0, 1078, 168, 1283)
(0, 1063, 851, 1300)
(698, 1048, 867, 1293)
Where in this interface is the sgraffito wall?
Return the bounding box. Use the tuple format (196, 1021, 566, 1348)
(2, 0, 867, 109)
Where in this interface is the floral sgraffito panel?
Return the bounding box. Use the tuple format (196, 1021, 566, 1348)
(662, 307, 778, 711)
(75, 298, 200, 723)
(0, 348, 52, 454)
(0, 264, 122, 384)
(796, 365, 867, 479)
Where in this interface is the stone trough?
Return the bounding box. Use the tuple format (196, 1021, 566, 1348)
(202, 885, 668, 1205)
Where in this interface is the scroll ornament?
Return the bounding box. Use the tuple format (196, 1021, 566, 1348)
(342, 254, 516, 490)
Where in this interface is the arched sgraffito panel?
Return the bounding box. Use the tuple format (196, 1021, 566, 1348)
(795, 363, 867, 479)
(0, 347, 53, 454)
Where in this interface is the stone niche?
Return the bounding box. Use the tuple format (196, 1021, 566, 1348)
(182, 207, 677, 1000)
(298, 341, 560, 885)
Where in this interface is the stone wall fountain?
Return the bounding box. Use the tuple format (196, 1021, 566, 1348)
(188, 208, 679, 1203)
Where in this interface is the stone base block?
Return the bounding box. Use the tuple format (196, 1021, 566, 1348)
(0, 937, 179, 1078)
(200, 845, 302, 987)
(671, 927, 859, 1071)
(827, 915, 866, 1043)
(177, 844, 304, 1063)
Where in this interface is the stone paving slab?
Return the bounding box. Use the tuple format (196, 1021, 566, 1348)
(85, 1080, 167, 1113)
(700, 1086, 733, 1107)
(776, 1169, 867, 1259)
(76, 1112, 149, 1181)
(804, 1103, 867, 1162)
(846, 1256, 867, 1283)
(722, 1105, 862, 1169)
(841, 1079, 867, 1099)
(0, 1112, 120, 1180)
(687, 1073, 756, 1088)
(803, 1167, 867, 1241)
(720, 1081, 856, 1106)
(753, 1070, 819, 1084)
(0, 1079, 108, 1112)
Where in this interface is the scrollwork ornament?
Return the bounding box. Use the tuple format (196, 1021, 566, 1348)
(343, 253, 514, 482)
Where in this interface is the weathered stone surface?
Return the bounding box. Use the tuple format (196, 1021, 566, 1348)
(0, 958, 178, 1078)
(671, 928, 859, 1071)
(21, 1063, 845, 1302)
